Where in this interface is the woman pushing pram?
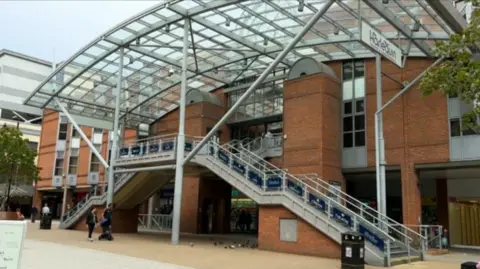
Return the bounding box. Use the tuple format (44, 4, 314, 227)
(99, 203, 114, 241)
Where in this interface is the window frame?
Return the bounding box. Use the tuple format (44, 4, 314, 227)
(342, 60, 366, 148)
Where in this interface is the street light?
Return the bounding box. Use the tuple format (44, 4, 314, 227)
(61, 173, 67, 216)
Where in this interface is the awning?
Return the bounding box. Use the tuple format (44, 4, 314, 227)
(23, 0, 466, 128)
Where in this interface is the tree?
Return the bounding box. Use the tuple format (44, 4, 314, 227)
(0, 125, 38, 211)
(419, 0, 480, 132)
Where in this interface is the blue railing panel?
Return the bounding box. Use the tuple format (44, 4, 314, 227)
(232, 159, 246, 175)
(162, 141, 174, 151)
(332, 207, 352, 227)
(119, 148, 129, 156)
(247, 171, 263, 187)
(359, 224, 385, 251)
(287, 180, 304, 197)
(266, 175, 282, 189)
(149, 144, 160, 153)
(217, 150, 230, 165)
(308, 193, 327, 211)
(131, 146, 141, 155)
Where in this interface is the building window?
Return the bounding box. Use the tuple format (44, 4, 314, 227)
(90, 144, 102, 172)
(450, 118, 478, 137)
(72, 128, 80, 138)
(58, 116, 68, 140)
(28, 141, 38, 152)
(54, 151, 64, 176)
(68, 156, 78, 174)
(90, 154, 100, 172)
(450, 119, 461, 137)
(343, 60, 366, 148)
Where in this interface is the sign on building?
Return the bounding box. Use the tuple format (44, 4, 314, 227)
(0, 220, 27, 269)
(360, 20, 403, 68)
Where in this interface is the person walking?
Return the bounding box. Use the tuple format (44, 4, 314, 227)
(86, 208, 98, 242)
(31, 206, 38, 223)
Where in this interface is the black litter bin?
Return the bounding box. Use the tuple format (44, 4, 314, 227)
(461, 262, 478, 269)
(40, 213, 52, 230)
(341, 232, 365, 269)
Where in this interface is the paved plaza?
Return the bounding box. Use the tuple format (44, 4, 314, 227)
(22, 223, 475, 269)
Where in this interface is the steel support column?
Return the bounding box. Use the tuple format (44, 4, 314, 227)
(183, 0, 335, 164)
(54, 97, 109, 169)
(107, 47, 124, 205)
(147, 196, 154, 229)
(171, 18, 190, 245)
(374, 54, 387, 230)
(374, 57, 443, 227)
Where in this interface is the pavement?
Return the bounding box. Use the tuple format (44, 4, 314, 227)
(20, 222, 477, 269)
(21, 240, 196, 269)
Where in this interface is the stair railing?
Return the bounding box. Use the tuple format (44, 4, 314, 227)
(209, 140, 395, 263)
(222, 141, 425, 264)
(296, 174, 426, 261)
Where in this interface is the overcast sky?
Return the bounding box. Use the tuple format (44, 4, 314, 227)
(0, 1, 157, 62)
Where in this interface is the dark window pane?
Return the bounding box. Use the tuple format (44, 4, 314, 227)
(343, 116, 353, 132)
(58, 132, 67, 140)
(28, 142, 38, 151)
(354, 60, 365, 77)
(355, 115, 365, 130)
(344, 102, 352, 115)
(343, 61, 353, 81)
(356, 100, 365, 113)
(59, 123, 68, 132)
(355, 131, 366, 146)
(450, 119, 461, 137)
(343, 133, 353, 148)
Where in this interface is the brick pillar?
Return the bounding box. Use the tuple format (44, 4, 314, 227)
(436, 178, 449, 230)
(401, 162, 421, 225)
(180, 176, 200, 233)
(282, 72, 343, 185)
(112, 206, 139, 233)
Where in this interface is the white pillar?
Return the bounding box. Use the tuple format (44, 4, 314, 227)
(147, 195, 154, 229)
(107, 47, 124, 205)
(375, 54, 387, 230)
(171, 18, 189, 245)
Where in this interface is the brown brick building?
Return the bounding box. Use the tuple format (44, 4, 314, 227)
(34, 56, 480, 257)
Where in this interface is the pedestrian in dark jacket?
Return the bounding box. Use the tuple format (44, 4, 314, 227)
(86, 208, 98, 242)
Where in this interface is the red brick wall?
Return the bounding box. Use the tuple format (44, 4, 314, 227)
(36, 109, 137, 190)
(258, 206, 341, 258)
(283, 72, 343, 184)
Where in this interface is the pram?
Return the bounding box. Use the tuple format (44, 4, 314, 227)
(98, 222, 114, 241)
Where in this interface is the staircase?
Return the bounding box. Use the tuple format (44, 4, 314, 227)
(59, 134, 426, 267)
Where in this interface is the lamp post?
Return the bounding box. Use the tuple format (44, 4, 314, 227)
(61, 173, 67, 216)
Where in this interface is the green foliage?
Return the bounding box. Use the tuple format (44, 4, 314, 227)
(0, 126, 38, 185)
(419, 1, 480, 132)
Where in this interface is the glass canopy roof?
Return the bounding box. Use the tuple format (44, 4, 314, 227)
(24, 0, 465, 129)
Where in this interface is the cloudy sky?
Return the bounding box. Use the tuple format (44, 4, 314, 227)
(0, 1, 157, 62)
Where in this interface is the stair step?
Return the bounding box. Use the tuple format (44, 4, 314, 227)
(391, 255, 422, 266)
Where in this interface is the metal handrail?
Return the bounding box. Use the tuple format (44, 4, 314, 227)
(120, 133, 178, 147)
(60, 172, 134, 225)
(297, 174, 412, 243)
(212, 140, 396, 244)
(300, 173, 426, 242)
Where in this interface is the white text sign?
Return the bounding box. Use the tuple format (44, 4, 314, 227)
(0, 220, 27, 269)
(361, 21, 403, 68)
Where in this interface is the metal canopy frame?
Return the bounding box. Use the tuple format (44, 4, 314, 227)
(23, 0, 464, 129)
